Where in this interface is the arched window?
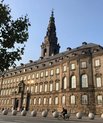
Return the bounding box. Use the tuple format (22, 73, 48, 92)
(81, 74, 88, 88)
(34, 98, 36, 105)
(38, 97, 41, 105)
(62, 95, 66, 105)
(62, 77, 67, 89)
(49, 97, 52, 105)
(49, 83, 53, 92)
(31, 86, 34, 93)
(82, 95, 88, 104)
(39, 84, 43, 92)
(44, 48, 47, 56)
(71, 75, 76, 88)
(43, 97, 46, 105)
(70, 95, 76, 104)
(55, 97, 58, 105)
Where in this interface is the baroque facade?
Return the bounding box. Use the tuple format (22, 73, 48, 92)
(0, 11, 103, 114)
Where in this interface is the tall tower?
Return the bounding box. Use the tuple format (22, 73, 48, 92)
(41, 10, 60, 58)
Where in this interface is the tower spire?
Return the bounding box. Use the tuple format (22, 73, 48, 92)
(41, 11, 60, 58)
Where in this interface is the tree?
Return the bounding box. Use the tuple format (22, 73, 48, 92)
(0, 0, 30, 73)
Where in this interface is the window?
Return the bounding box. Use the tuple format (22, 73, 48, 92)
(56, 68, 60, 74)
(70, 95, 76, 104)
(28, 75, 30, 80)
(97, 95, 102, 105)
(27, 86, 30, 91)
(31, 86, 34, 93)
(95, 59, 100, 67)
(39, 84, 43, 92)
(43, 97, 46, 105)
(23, 98, 26, 105)
(50, 69, 54, 76)
(71, 75, 76, 88)
(24, 76, 26, 80)
(45, 71, 48, 77)
(96, 77, 102, 87)
(36, 73, 39, 79)
(49, 97, 52, 105)
(82, 95, 88, 104)
(62, 77, 67, 89)
(44, 84, 47, 92)
(30, 99, 32, 105)
(62, 95, 66, 105)
(35, 85, 38, 93)
(38, 98, 41, 105)
(34, 98, 36, 105)
(56, 82, 59, 91)
(81, 74, 88, 88)
(55, 97, 58, 105)
(40, 72, 43, 78)
(50, 83, 53, 92)
(71, 63, 75, 70)
(81, 61, 87, 68)
(32, 74, 35, 79)
(17, 78, 19, 82)
(63, 65, 67, 72)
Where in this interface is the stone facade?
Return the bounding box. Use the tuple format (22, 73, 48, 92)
(0, 11, 103, 115)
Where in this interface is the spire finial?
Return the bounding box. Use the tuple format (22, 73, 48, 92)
(51, 8, 54, 17)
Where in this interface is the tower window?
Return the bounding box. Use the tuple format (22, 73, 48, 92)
(44, 48, 47, 56)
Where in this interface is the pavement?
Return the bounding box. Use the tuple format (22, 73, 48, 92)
(0, 111, 103, 123)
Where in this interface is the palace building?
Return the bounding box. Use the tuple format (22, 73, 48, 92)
(0, 11, 103, 115)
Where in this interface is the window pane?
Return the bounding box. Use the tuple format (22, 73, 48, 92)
(95, 59, 100, 67)
(31, 86, 34, 93)
(71, 64, 75, 70)
(44, 98, 46, 105)
(55, 97, 58, 105)
(40, 72, 43, 77)
(56, 68, 60, 74)
(35, 85, 38, 92)
(96, 77, 102, 87)
(56, 82, 59, 91)
(34, 98, 36, 104)
(40, 84, 43, 92)
(62, 96, 65, 104)
(97, 95, 102, 105)
(81, 62, 87, 68)
(63, 77, 67, 89)
(71, 76, 76, 88)
(82, 95, 88, 104)
(50, 70, 54, 76)
(44, 84, 47, 92)
(63, 65, 67, 72)
(71, 95, 75, 104)
(81, 74, 88, 88)
(49, 97, 52, 105)
(38, 98, 41, 105)
(50, 83, 53, 92)
(45, 71, 48, 77)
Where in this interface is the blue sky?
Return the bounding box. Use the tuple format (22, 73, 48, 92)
(4, 0, 103, 65)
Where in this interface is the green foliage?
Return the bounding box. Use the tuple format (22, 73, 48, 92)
(0, 0, 30, 73)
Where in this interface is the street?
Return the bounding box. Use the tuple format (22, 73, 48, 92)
(0, 112, 103, 123)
